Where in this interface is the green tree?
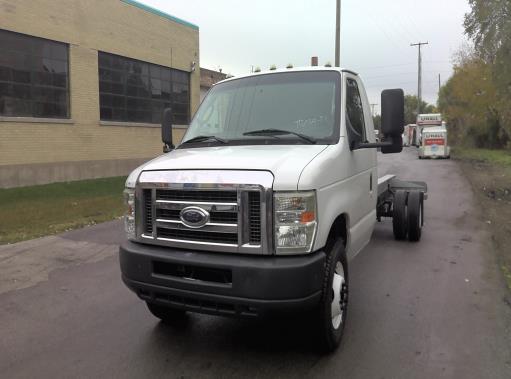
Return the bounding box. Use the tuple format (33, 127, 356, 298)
(373, 115, 381, 131)
(404, 95, 436, 125)
(463, 0, 511, 146)
(438, 47, 508, 148)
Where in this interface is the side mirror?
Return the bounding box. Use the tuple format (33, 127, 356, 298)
(162, 108, 174, 153)
(381, 89, 404, 154)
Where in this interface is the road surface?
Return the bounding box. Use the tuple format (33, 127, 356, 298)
(1, 148, 510, 378)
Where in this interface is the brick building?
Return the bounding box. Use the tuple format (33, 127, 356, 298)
(200, 68, 227, 102)
(0, 0, 200, 188)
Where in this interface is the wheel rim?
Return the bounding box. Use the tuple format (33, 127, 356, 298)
(331, 261, 346, 329)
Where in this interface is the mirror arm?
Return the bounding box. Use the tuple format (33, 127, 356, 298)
(354, 141, 394, 149)
(163, 143, 174, 153)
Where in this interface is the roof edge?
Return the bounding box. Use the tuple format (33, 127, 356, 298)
(121, 0, 199, 31)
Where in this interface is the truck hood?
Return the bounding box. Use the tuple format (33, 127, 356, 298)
(127, 145, 329, 190)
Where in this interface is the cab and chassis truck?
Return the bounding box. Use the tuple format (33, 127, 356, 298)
(119, 68, 427, 352)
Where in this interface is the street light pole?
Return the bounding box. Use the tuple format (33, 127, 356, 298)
(335, 0, 341, 67)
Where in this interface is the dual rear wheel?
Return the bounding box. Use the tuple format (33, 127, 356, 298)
(392, 190, 424, 242)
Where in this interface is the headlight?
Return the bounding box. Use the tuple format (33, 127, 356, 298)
(274, 191, 317, 255)
(124, 188, 136, 240)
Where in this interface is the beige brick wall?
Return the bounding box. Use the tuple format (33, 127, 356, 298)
(0, 0, 199, 185)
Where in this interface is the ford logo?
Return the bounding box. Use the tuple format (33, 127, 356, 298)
(180, 206, 210, 228)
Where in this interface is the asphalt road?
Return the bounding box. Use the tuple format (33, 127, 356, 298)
(1, 148, 510, 378)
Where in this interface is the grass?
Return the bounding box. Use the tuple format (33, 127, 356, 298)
(452, 147, 511, 167)
(0, 177, 126, 245)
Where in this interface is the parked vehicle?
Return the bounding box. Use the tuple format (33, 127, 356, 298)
(403, 124, 416, 146)
(418, 125, 450, 159)
(119, 68, 427, 352)
(416, 113, 442, 146)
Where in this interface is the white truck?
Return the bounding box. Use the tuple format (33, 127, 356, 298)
(418, 125, 450, 159)
(119, 67, 427, 352)
(416, 113, 442, 146)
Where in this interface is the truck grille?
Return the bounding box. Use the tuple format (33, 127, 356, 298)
(143, 189, 153, 234)
(141, 188, 263, 250)
(248, 192, 261, 243)
(156, 189, 237, 203)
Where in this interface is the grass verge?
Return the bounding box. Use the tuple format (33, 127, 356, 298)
(0, 177, 126, 245)
(452, 147, 511, 166)
(453, 147, 511, 292)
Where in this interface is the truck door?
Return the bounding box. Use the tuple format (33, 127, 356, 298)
(344, 75, 377, 258)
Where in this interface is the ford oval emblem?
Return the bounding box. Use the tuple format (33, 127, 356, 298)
(180, 206, 210, 228)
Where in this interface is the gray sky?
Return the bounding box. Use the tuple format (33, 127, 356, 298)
(140, 0, 470, 113)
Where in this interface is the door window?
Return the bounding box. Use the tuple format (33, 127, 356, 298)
(346, 78, 366, 147)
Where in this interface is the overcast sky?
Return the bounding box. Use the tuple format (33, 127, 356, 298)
(140, 0, 470, 113)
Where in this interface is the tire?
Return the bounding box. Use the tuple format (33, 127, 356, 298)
(407, 191, 423, 242)
(392, 190, 408, 240)
(146, 302, 186, 323)
(316, 238, 349, 353)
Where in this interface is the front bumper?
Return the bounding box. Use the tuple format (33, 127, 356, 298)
(119, 241, 325, 317)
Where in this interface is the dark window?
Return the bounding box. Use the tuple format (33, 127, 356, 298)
(98, 52, 190, 125)
(0, 29, 69, 118)
(346, 78, 366, 147)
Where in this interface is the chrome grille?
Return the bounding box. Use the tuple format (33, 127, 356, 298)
(136, 170, 274, 255)
(156, 189, 237, 203)
(143, 189, 153, 234)
(248, 192, 261, 243)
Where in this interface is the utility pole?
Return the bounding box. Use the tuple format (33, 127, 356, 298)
(438, 73, 441, 92)
(335, 0, 341, 67)
(410, 42, 428, 116)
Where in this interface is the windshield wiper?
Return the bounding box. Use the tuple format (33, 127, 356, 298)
(181, 135, 228, 145)
(243, 129, 316, 144)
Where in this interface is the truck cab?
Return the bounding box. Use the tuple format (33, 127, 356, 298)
(119, 67, 407, 351)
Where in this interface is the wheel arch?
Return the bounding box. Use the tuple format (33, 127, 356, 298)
(324, 213, 349, 252)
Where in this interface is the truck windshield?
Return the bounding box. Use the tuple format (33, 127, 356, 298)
(181, 71, 341, 147)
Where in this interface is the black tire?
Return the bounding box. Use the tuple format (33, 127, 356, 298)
(407, 191, 423, 242)
(146, 302, 186, 323)
(316, 238, 349, 353)
(393, 190, 408, 240)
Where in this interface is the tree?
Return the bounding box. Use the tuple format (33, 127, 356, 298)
(438, 47, 508, 148)
(435, 1, 511, 148)
(404, 95, 436, 125)
(464, 0, 511, 63)
(463, 0, 511, 147)
(373, 115, 381, 131)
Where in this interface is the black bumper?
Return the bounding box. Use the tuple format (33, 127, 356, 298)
(119, 240, 326, 317)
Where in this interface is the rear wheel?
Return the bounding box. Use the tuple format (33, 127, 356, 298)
(316, 238, 349, 353)
(146, 302, 186, 323)
(393, 190, 408, 240)
(407, 191, 424, 242)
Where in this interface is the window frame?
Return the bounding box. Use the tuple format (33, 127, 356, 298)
(0, 29, 70, 120)
(345, 76, 367, 148)
(98, 51, 190, 126)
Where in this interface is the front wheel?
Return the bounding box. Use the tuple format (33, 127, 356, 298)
(316, 239, 349, 352)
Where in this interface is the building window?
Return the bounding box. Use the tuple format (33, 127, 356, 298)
(98, 52, 190, 125)
(0, 29, 69, 119)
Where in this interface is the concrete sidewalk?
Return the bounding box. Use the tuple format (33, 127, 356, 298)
(0, 220, 123, 295)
